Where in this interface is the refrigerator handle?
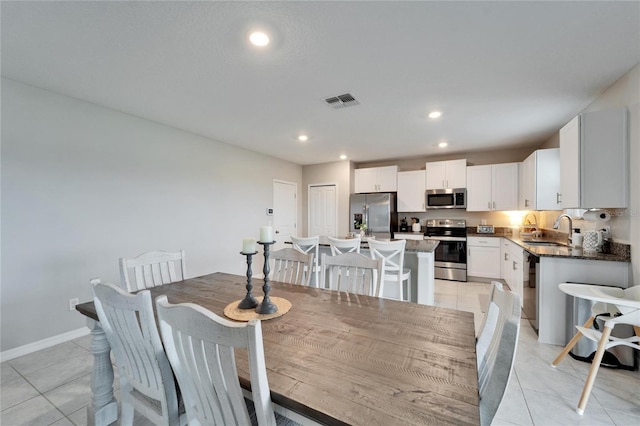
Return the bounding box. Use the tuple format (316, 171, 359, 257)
(363, 204, 368, 230)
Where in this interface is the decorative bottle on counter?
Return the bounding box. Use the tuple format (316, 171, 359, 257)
(571, 228, 583, 248)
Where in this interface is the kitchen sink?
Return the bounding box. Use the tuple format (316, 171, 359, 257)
(521, 240, 568, 247)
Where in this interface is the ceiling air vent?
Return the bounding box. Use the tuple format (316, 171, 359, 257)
(324, 93, 360, 109)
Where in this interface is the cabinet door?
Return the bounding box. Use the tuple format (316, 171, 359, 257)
(535, 148, 561, 210)
(492, 163, 519, 211)
(501, 240, 510, 282)
(445, 159, 467, 188)
(508, 245, 525, 309)
(376, 166, 398, 192)
(580, 108, 628, 208)
(397, 170, 426, 212)
(560, 115, 581, 208)
(519, 153, 535, 210)
(425, 161, 446, 189)
(354, 168, 377, 193)
(466, 165, 492, 211)
(468, 245, 500, 278)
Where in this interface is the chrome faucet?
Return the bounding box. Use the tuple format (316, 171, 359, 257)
(553, 213, 573, 246)
(522, 212, 539, 237)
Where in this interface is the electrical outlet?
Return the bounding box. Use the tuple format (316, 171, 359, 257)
(69, 298, 79, 311)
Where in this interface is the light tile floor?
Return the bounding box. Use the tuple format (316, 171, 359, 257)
(1, 280, 638, 425)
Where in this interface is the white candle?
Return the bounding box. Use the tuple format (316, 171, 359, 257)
(242, 238, 256, 254)
(260, 225, 273, 243)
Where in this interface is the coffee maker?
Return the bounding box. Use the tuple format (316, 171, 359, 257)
(399, 217, 409, 232)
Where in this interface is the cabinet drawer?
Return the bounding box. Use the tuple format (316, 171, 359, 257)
(467, 236, 500, 247)
(395, 233, 424, 241)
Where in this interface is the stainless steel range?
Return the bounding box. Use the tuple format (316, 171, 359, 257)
(425, 219, 467, 282)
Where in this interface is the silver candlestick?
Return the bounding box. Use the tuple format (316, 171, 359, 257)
(256, 241, 278, 314)
(237, 251, 259, 309)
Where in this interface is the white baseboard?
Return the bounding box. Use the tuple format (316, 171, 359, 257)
(1, 327, 91, 362)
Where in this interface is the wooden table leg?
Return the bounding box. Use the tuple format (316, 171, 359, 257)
(576, 325, 612, 415)
(552, 316, 594, 367)
(86, 319, 118, 426)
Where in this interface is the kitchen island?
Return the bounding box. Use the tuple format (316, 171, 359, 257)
(313, 237, 439, 305)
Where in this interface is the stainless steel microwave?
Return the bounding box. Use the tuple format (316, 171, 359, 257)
(426, 188, 466, 209)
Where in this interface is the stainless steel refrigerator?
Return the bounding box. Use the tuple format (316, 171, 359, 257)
(350, 193, 397, 240)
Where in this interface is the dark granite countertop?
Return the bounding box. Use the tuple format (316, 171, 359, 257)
(466, 230, 630, 262)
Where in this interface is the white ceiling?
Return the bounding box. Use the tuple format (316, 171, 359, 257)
(2, 1, 639, 165)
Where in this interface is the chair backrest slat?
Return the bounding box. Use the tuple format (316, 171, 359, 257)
(156, 297, 276, 426)
(320, 252, 383, 297)
(120, 250, 186, 292)
(270, 248, 314, 286)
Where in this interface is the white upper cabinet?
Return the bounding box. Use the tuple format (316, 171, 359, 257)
(354, 165, 398, 193)
(397, 170, 426, 212)
(425, 159, 467, 189)
(519, 148, 561, 211)
(466, 163, 519, 211)
(559, 108, 628, 209)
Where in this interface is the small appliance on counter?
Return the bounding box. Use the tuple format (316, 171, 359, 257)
(411, 217, 421, 232)
(476, 224, 494, 234)
(399, 217, 409, 232)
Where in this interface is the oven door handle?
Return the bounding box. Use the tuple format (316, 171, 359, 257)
(426, 236, 467, 242)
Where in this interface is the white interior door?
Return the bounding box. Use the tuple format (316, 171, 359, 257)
(309, 185, 337, 237)
(273, 180, 297, 250)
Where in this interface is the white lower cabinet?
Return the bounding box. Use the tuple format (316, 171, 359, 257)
(467, 237, 501, 279)
(500, 239, 524, 308)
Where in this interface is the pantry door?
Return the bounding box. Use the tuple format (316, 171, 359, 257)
(309, 184, 337, 237)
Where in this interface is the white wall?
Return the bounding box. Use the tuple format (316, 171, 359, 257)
(1, 79, 302, 351)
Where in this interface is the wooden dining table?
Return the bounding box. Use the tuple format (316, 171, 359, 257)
(77, 272, 480, 425)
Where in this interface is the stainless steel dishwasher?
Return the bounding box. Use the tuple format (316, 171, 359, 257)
(523, 253, 539, 333)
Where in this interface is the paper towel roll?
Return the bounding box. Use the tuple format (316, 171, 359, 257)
(582, 210, 611, 222)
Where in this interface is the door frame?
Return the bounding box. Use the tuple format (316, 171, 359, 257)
(273, 179, 298, 243)
(307, 182, 339, 237)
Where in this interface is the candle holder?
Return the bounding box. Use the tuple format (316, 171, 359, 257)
(256, 241, 278, 315)
(237, 251, 259, 309)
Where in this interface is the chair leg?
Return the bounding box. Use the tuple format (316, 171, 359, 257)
(551, 316, 595, 367)
(576, 325, 613, 415)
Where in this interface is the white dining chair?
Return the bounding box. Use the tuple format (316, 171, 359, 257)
(320, 252, 383, 296)
(119, 249, 186, 292)
(91, 280, 186, 426)
(551, 283, 640, 415)
(270, 247, 314, 286)
(476, 281, 504, 356)
(328, 236, 361, 255)
(367, 239, 411, 301)
(476, 282, 521, 426)
(290, 236, 320, 287)
(155, 297, 297, 426)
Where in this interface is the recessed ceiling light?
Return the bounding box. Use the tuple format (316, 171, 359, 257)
(438, 142, 448, 148)
(298, 135, 308, 142)
(428, 111, 442, 119)
(249, 31, 269, 47)
(339, 154, 347, 160)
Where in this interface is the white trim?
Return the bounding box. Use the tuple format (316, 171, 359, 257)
(307, 183, 339, 237)
(0, 327, 91, 362)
